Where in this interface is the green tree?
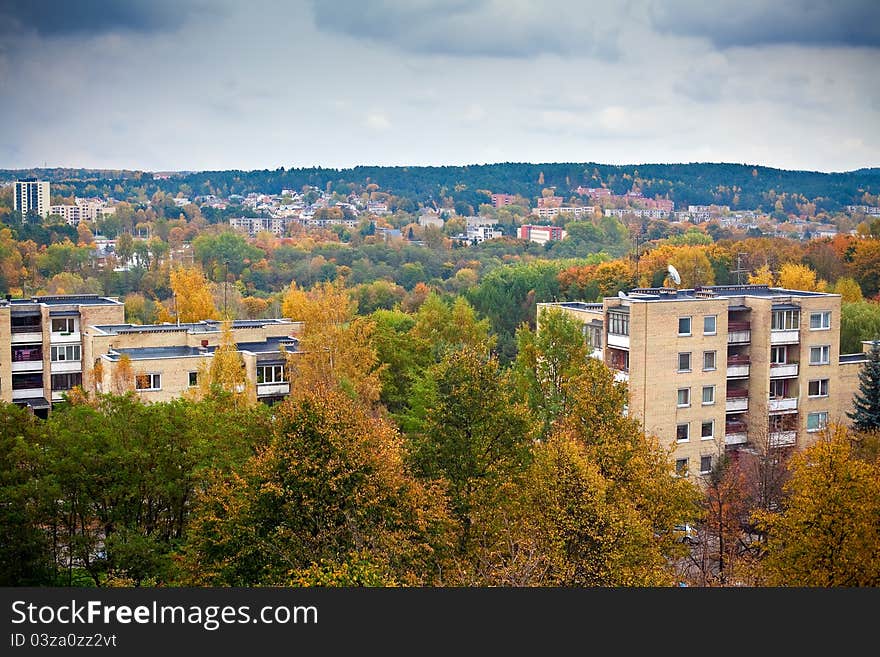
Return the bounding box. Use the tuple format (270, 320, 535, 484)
(848, 341, 880, 431)
(840, 301, 880, 354)
(513, 306, 589, 437)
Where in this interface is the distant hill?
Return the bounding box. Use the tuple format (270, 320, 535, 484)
(2, 162, 878, 212)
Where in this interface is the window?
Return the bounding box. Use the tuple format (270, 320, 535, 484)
(703, 350, 716, 371)
(769, 379, 789, 398)
(50, 344, 80, 362)
(583, 324, 602, 350)
(51, 317, 76, 333)
(808, 379, 829, 397)
(678, 352, 692, 372)
(770, 346, 787, 364)
(676, 423, 689, 442)
(12, 373, 43, 390)
(771, 309, 800, 331)
(809, 345, 830, 365)
(12, 345, 42, 362)
(677, 388, 691, 407)
(51, 372, 82, 391)
(809, 311, 831, 330)
(701, 420, 714, 440)
(678, 316, 692, 336)
(675, 458, 689, 476)
(188, 371, 198, 387)
(700, 455, 713, 474)
(702, 385, 715, 405)
(807, 411, 828, 433)
(135, 373, 161, 391)
(608, 310, 629, 336)
(257, 365, 285, 384)
(703, 315, 716, 335)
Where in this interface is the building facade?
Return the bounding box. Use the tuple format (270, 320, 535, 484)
(49, 198, 116, 225)
(519, 224, 567, 245)
(1, 294, 303, 414)
(539, 284, 867, 478)
(14, 179, 51, 219)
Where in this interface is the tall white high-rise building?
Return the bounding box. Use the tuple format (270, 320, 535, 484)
(14, 179, 51, 221)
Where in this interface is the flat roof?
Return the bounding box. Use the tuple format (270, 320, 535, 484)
(840, 353, 869, 364)
(4, 294, 122, 307)
(616, 284, 838, 303)
(106, 336, 299, 362)
(92, 318, 297, 336)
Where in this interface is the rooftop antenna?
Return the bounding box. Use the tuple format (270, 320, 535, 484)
(667, 263, 682, 287)
(731, 252, 748, 285)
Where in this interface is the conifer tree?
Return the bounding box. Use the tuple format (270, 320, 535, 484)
(848, 341, 880, 431)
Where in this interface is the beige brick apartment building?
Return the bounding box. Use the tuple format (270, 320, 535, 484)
(539, 284, 870, 478)
(1, 294, 302, 415)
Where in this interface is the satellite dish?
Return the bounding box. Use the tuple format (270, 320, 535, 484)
(618, 291, 627, 299)
(667, 264, 682, 286)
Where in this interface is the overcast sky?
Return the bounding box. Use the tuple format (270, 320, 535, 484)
(0, 0, 878, 173)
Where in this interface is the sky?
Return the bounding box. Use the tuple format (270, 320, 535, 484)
(0, 0, 878, 173)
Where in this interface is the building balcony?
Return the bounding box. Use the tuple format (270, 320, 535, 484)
(257, 382, 290, 397)
(769, 397, 798, 412)
(725, 390, 749, 412)
(724, 431, 749, 446)
(613, 369, 629, 383)
(726, 358, 750, 378)
(727, 321, 751, 344)
(12, 388, 45, 401)
(11, 360, 43, 373)
(50, 361, 82, 374)
(50, 331, 81, 343)
(11, 331, 43, 344)
(607, 333, 629, 350)
(769, 430, 797, 447)
(590, 348, 603, 361)
(770, 329, 799, 345)
(770, 362, 799, 378)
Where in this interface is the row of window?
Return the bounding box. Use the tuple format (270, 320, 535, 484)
(677, 346, 830, 373)
(677, 386, 715, 407)
(9, 373, 82, 390)
(680, 379, 829, 404)
(676, 420, 716, 442)
(676, 310, 831, 337)
(132, 365, 287, 392)
(675, 455, 714, 476)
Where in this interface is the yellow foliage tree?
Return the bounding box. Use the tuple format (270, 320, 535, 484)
(198, 320, 253, 406)
(281, 280, 383, 404)
(158, 266, 219, 323)
(748, 264, 775, 286)
(111, 354, 134, 394)
(776, 262, 827, 292)
(833, 277, 864, 303)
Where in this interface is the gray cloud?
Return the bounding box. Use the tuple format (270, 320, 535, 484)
(309, 0, 622, 59)
(652, 0, 880, 48)
(0, 0, 207, 37)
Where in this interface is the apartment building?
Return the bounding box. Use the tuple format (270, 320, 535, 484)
(1, 294, 303, 414)
(1, 294, 125, 415)
(88, 318, 302, 405)
(519, 224, 567, 245)
(14, 179, 51, 219)
(49, 198, 116, 225)
(539, 284, 867, 478)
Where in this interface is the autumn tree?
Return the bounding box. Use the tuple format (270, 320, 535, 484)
(756, 425, 880, 586)
(833, 277, 864, 303)
(158, 266, 218, 323)
(776, 262, 827, 291)
(111, 354, 134, 394)
(748, 264, 775, 286)
(176, 389, 454, 586)
(281, 280, 382, 404)
(839, 301, 880, 353)
(848, 341, 880, 431)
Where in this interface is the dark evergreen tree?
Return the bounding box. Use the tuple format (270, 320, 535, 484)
(848, 342, 880, 431)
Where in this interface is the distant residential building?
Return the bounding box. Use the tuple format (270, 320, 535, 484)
(229, 216, 297, 237)
(531, 205, 595, 219)
(418, 211, 444, 229)
(14, 179, 51, 220)
(367, 202, 389, 215)
(519, 224, 566, 244)
(605, 207, 670, 219)
(491, 193, 518, 208)
(576, 187, 612, 200)
(845, 205, 880, 217)
(50, 198, 116, 225)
